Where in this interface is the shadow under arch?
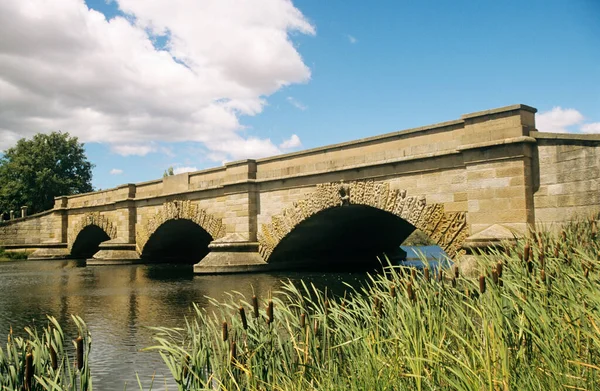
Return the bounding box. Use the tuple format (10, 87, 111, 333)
(70, 225, 111, 259)
(268, 204, 417, 270)
(141, 219, 213, 264)
(259, 180, 469, 270)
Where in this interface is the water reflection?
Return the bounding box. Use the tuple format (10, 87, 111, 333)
(0, 260, 368, 390)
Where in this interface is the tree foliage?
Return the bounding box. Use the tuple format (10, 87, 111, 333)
(163, 166, 174, 177)
(0, 132, 93, 215)
(402, 229, 436, 246)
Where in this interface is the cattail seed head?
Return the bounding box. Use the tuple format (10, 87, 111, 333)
(230, 341, 237, 364)
(49, 344, 58, 370)
(324, 300, 329, 318)
(454, 265, 460, 279)
(497, 261, 503, 278)
(406, 282, 415, 302)
(222, 321, 228, 342)
(25, 352, 33, 390)
(523, 243, 530, 263)
(252, 295, 259, 318)
(76, 336, 84, 370)
(411, 268, 417, 281)
(561, 230, 567, 242)
(491, 269, 499, 285)
(266, 300, 274, 325)
(584, 267, 590, 279)
(554, 245, 559, 258)
(479, 275, 486, 294)
(390, 285, 396, 298)
(541, 269, 546, 284)
(300, 313, 306, 329)
(313, 319, 319, 336)
(239, 306, 248, 330)
(373, 296, 380, 315)
(424, 267, 430, 282)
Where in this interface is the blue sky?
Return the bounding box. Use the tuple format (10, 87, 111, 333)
(1, 0, 598, 190)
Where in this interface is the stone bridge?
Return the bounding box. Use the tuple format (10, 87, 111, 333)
(1, 104, 599, 273)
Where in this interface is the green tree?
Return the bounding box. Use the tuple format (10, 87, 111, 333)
(0, 132, 94, 215)
(163, 166, 174, 177)
(402, 229, 436, 246)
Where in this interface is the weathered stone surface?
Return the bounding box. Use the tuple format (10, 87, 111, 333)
(0, 104, 597, 272)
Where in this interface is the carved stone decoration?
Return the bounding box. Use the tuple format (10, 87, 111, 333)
(135, 200, 225, 254)
(68, 212, 117, 250)
(257, 180, 469, 261)
(338, 180, 351, 206)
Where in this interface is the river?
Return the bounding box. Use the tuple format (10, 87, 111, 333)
(0, 260, 371, 390)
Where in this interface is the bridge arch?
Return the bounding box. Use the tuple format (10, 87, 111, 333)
(69, 212, 117, 258)
(136, 200, 226, 261)
(258, 181, 468, 265)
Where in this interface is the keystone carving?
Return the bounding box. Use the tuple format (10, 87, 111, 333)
(68, 212, 117, 249)
(136, 200, 225, 254)
(258, 180, 468, 261)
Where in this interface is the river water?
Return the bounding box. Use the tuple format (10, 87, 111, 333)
(0, 260, 371, 390)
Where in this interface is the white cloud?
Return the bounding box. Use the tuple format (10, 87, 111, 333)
(581, 122, 600, 134)
(536, 107, 600, 134)
(110, 168, 123, 175)
(347, 35, 357, 44)
(279, 134, 301, 149)
(173, 166, 197, 174)
(286, 96, 307, 111)
(536, 107, 584, 133)
(110, 144, 156, 156)
(0, 0, 315, 161)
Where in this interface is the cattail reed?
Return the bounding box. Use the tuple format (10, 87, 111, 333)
(373, 296, 380, 316)
(479, 275, 486, 294)
(222, 321, 228, 342)
(390, 284, 396, 298)
(424, 267, 430, 282)
(313, 319, 319, 336)
(324, 300, 329, 318)
(49, 343, 58, 370)
(540, 269, 546, 284)
(25, 352, 33, 390)
(523, 243, 530, 263)
(497, 261, 503, 278)
(300, 313, 306, 329)
(584, 267, 589, 279)
(406, 282, 415, 302)
(561, 230, 567, 242)
(230, 340, 237, 364)
(75, 336, 84, 370)
(554, 245, 559, 258)
(451, 276, 457, 288)
(491, 269, 499, 285)
(539, 247, 545, 269)
(239, 306, 248, 330)
(252, 295, 259, 318)
(411, 268, 417, 281)
(454, 264, 460, 279)
(266, 300, 274, 325)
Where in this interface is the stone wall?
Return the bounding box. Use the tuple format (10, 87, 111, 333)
(0, 211, 62, 246)
(533, 132, 600, 226)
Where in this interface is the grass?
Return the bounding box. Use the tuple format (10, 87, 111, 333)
(0, 247, 30, 261)
(0, 315, 92, 391)
(2, 216, 599, 390)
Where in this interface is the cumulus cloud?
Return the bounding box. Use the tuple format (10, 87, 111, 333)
(581, 123, 600, 134)
(109, 168, 123, 175)
(536, 107, 584, 133)
(279, 134, 301, 149)
(536, 107, 600, 134)
(0, 0, 315, 161)
(286, 96, 307, 111)
(173, 166, 197, 174)
(347, 35, 357, 44)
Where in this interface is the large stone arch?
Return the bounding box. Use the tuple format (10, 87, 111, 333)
(258, 180, 469, 261)
(136, 200, 226, 254)
(68, 212, 117, 250)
